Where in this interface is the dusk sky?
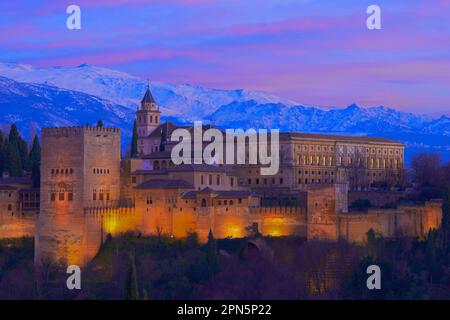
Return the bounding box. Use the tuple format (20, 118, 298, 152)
(1, 0, 449, 116)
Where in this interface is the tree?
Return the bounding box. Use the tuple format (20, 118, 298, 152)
(130, 120, 138, 158)
(206, 229, 218, 275)
(124, 253, 139, 300)
(30, 136, 41, 187)
(29, 135, 41, 166)
(97, 120, 104, 127)
(411, 153, 444, 188)
(5, 124, 23, 176)
(18, 137, 29, 171)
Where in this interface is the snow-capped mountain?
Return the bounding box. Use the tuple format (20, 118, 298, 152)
(0, 62, 448, 161)
(207, 101, 434, 134)
(0, 62, 298, 120)
(0, 76, 134, 140)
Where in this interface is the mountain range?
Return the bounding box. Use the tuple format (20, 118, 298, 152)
(0, 62, 448, 162)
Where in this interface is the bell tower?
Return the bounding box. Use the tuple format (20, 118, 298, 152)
(136, 84, 161, 138)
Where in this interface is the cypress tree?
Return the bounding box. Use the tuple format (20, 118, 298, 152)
(29, 135, 41, 166)
(124, 253, 139, 300)
(131, 120, 138, 158)
(206, 229, 218, 275)
(6, 124, 23, 176)
(97, 120, 104, 127)
(18, 137, 29, 171)
(29, 135, 41, 188)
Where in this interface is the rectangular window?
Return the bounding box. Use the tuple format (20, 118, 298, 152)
(93, 193, 97, 201)
(68, 193, 73, 201)
(106, 193, 110, 201)
(201, 175, 204, 184)
(132, 176, 137, 183)
(99, 193, 104, 201)
(230, 177, 234, 187)
(209, 174, 212, 185)
(51, 193, 56, 201)
(216, 175, 220, 185)
(59, 193, 65, 201)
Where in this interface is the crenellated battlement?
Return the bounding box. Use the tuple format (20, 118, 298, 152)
(42, 126, 120, 138)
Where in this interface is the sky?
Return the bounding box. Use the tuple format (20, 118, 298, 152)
(0, 0, 450, 116)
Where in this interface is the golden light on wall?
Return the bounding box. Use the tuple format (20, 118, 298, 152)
(262, 217, 293, 237)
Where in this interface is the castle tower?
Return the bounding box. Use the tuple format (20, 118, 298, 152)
(36, 126, 122, 266)
(136, 85, 161, 139)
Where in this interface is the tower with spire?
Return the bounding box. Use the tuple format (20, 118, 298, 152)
(136, 83, 161, 140)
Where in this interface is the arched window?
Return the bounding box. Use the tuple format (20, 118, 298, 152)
(201, 198, 207, 207)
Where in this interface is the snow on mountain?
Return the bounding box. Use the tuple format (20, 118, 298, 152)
(0, 62, 298, 120)
(207, 100, 441, 135)
(0, 76, 133, 140)
(0, 62, 448, 162)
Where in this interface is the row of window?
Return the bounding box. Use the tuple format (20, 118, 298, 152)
(216, 199, 242, 206)
(50, 192, 74, 201)
(145, 197, 243, 206)
(294, 145, 402, 155)
(93, 189, 110, 201)
(299, 178, 335, 185)
(51, 168, 74, 175)
(200, 198, 242, 207)
(93, 168, 110, 175)
(247, 177, 284, 185)
(299, 170, 335, 176)
(201, 174, 222, 186)
(297, 155, 402, 169)
(92, 192, 111, 201)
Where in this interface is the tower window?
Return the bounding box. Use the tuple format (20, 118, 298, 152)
(59, 193, 65, 201)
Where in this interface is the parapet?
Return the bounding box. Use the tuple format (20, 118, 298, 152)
(42, 126, 121, 138)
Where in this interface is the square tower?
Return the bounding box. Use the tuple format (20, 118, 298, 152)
(40, 126, 121, 214)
